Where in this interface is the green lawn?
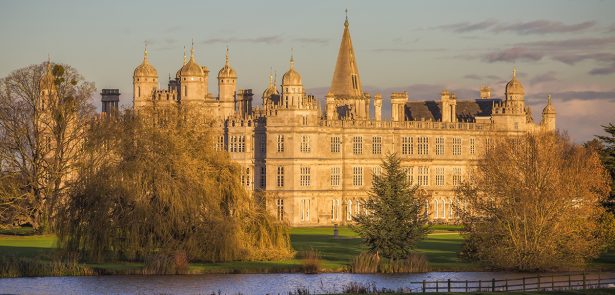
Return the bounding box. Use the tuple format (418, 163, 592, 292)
(0, 226, 613, 275)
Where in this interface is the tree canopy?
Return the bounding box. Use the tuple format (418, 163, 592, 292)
(57, 106, 292, 263)
(458, 132, 612, 271)
(353, 153, 430, 260)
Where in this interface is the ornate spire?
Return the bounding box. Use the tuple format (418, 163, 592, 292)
(512, 66, 517, 79)
(143, 41, 149, 63)
(225, 46, 230, 65)
(344, 9, 349, 27)
(329, 13, 363, 97)
(183, 46, 187, 65)
(269, 67, 273, 86)
(190, 38, 195, 61)
(547, 94, 552, 104)
(290, 48, 295, 69)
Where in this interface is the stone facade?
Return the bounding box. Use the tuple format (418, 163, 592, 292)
(131, 17, 557, 226)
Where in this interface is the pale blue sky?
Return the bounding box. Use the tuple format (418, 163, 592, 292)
(1, 0, 614, 142)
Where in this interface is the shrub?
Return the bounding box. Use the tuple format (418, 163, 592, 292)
(300, 249, 321, 274)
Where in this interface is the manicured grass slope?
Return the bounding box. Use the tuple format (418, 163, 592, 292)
(0, 226, 613, 274)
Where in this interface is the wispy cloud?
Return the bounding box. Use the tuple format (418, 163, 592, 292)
(372, 48, 447, 53)
(201, 35, 284, 45)
(435, 19, 596, 35)
(589, 63, 615, 75)
(493, 20, 595, 35)
(529, 71, 558, 85)
(483, 47, 544, 63)
(292, 38, 329, 45)
(436, 20, 498, 33)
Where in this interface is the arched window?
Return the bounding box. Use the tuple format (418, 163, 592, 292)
(434, 200, 439, 219)
(441, 199, 447, 219)
(138, 86, 141, 97)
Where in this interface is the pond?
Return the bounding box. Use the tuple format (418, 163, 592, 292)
(0, 272, 613, 294)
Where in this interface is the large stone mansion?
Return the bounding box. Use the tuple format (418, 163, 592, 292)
(128, 16, 556, 226)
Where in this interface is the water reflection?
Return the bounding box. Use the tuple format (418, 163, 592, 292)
(0, 272, 612, 295)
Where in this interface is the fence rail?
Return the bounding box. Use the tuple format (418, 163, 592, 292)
(411, 273, 615, 293)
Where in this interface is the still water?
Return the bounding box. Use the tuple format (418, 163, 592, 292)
(0, 272, 612, 295)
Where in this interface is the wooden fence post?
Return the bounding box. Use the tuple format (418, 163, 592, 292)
(551, 275, 554, 290)
(448, 279, 451, 293)
(505, 279, 508, 292)
(583, 273, 586, 290)
(598, 273, 601, 288)
(538, 274, 541, 291)
(479, 280, 482, 292)
(492, 278, 495, 292)
(568, 275, 571, 289)
(422, 280, 426, 293)
(465, 280, 468, 292)
(436, 280, 439, 293)
(523, 277, 526, 291)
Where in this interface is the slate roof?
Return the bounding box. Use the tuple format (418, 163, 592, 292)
(405, 98, 501, 122)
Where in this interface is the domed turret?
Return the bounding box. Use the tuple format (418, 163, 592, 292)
(542, 95, 555, 114)
(134, 47, 158, 78)
(218, 47, 237, 78)
(505, 67, 525, 96)
(282, 52, 302, 86)
(133, 46, 159, 109)
(179, 46, 204, 77)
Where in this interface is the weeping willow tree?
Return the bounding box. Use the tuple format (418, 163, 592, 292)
(57, 105, 292, 263)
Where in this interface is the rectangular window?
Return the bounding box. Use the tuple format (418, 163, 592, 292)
(300, 135, 311, 153)
(238, 136, 245, 153)
(331, 136, 341, 153)
(245, 167, 251, 187)
(372, 136, 382, 155)
(301, 199, 310, 221)
(402, 137, 413, 155)
(352, 136, 363, 155)
(260, 166, 266, 188)
(331, 167, 341, 187)
(276, 199, 284, 221)
(453, 167, 463, 186)
(435, 137, 445, 155)
(215, 135, 225, 151)
(452, 137, 462, 156)
(418, 136, 429, 155)
(372, 166, 382, 179)
(277, 135, 285, 153)
(259, 134, 266, 154)
(402, 166, 413, 184)
(352, 166, 363, 186)
(276, 166, 284, 188)
(230, 136, 237, 153)
(469, 138, 475, 155)
(435, 167, 445, 186)
(418, 166, 429, 186)
(486, 138, 494, 152)
(300, 167, 311, 187)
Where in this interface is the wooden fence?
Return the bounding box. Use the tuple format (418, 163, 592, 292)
(411, 273, 615, 293)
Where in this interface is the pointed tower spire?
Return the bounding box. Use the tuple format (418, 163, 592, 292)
(512, 66, 517, 79)
(269, 67, 273, 86)
(290, 48, 295, 69)
(345, 9, 349, 27)
(329, 11, 363, 97)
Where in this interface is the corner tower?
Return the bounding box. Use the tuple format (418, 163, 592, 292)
(218, 47, 237, 118)
(133, 46, 158, 109)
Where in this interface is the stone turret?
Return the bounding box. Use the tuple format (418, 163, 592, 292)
(281, 51, 303, 109)
(133, 46, 158, 109)
(541, 95, 556, 131)
(178, 42, 207, 106)
(218, 47, 237, 118)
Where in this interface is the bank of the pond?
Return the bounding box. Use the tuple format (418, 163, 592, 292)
(0, 225, 613, 276)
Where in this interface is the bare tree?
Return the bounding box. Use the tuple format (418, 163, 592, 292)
(457, 132, 612, 271)
(0, 61, 95, 231)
